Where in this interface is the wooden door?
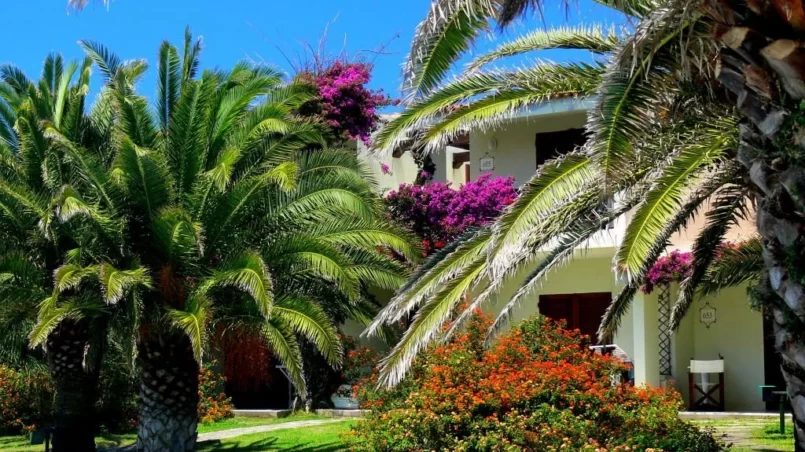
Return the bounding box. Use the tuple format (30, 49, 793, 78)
(538, 293, 611, 342)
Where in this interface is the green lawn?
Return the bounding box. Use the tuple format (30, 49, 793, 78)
(0, 432, 136, 451)
(198, 421, 354, 451)
(0, 413, 336, 451)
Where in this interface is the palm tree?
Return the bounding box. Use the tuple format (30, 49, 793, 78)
(1, 31, 415, 451)
(0, 52, 123, 451)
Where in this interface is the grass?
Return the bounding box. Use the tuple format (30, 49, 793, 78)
(0, 432, 136, 451)
(0, 413, 336, 451)
(731, 423, 795, 452)
(198, 421, 354, 451)
(691, 418, 795, 452)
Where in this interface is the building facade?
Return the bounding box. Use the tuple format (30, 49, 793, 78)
(359, 102, 772, 412)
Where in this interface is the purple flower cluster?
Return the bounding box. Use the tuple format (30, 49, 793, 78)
(299, 62, 395, 145)
(385, 174, 518, 255)
(641, 250, 693, 294)
(380, 163, 391, 175)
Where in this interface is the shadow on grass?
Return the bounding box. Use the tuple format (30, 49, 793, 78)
(199, 438, 346, 451)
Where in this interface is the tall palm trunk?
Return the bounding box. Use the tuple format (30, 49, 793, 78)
(709, 0, 805, 448)
(46, 319, 99, 452)
(136, 333, 199, 452)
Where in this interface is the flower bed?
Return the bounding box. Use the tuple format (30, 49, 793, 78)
(351, 313, 723, 451)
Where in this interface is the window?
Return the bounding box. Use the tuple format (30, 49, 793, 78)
(538, 293, 611, 343)
(535, 128, 587, 168)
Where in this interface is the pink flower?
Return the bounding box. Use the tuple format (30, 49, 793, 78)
(298, 62, 395, 145)
(380, 163, 391, 175)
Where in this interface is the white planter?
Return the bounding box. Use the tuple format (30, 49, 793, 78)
(330, 384, 360, 409)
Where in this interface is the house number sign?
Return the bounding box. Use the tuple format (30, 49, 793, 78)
(479, 156, 495, 172)
(699, 301, 717, 328)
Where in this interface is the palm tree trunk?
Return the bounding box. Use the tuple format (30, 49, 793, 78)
(736, 120, 805, 452)
(46, 319, 99, 452)
(711, 4, 805, 446)
(136, 333, 199, 452)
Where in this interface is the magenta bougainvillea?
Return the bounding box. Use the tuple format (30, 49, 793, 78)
(641, 242, 744, 293)
(385, 174, 518, 255)
(298, 61, 395, 145)
(642, 250, 693, 294)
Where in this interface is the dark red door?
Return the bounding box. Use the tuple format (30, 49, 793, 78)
(538, 293, 611, 342)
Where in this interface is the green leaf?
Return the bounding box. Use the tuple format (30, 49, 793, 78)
(168, 293, 211, 363)
(367, 229, 492, 338)
(261, 319, 306, 397)
(273, 295, 341, 368)
(114, 138, 172, 217)
(403, 0, 495, 100)
(379, 254, 486, 387)
(616, 116, 738, 280)
(99, 263, 152, 305)
(201, 252, 274, 318)
(467, 26, 619, 72)
(53, 263, 98, 292)
(157, 41, 181, 133)
(488, 155, 595, 276)
(79, 40, 121, 83)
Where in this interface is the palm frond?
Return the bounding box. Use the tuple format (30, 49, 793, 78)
(418, 63, 603, 151)
(488, 198, 633, 336)
(168, 293, 210, 363)
(79, 40, 121, 83)
(157, 41, 182, 134)
(261, 319, 306, 397)
(373, 71, 510, 154)
(468, 26, 620, 72)
(615, 115, 738, 280)
(98, 263, 152, 305)
(378, 253, 486, 387)
(403, 0, 496, 100)
(488, 154, 596, 277)
(181, 27, 202, 89)
(671, 185, 751, 329)
(588, 4, 707, 183)
(365, 228, 492, 338)
(114, 138, 172, 217)
(598, 283, 639, 341)
(697, 235, 763, 297)
(202, 252, 274, 318)
(273, 294, 342, 368)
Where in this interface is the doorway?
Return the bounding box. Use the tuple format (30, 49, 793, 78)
(538, 292, 612, 343)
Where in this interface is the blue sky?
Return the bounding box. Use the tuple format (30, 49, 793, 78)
(0, 0, 626, 109)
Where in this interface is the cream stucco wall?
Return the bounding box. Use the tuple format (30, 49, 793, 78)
(469, 111, 587, 186)
(670, 284, 765, 411)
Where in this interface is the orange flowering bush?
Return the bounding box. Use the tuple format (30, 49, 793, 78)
(351, 313, 723, 451)
(197, 361, 234, 424)
(0, 366, 53, 434)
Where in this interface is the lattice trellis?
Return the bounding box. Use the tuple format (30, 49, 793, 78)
(658, 283, 673, 376)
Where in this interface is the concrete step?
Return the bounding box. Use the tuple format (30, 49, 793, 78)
(232, 409, 292, 418)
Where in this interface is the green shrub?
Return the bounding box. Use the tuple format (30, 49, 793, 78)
(351, 313, 724, 452)
(0, 365, 53, 434)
